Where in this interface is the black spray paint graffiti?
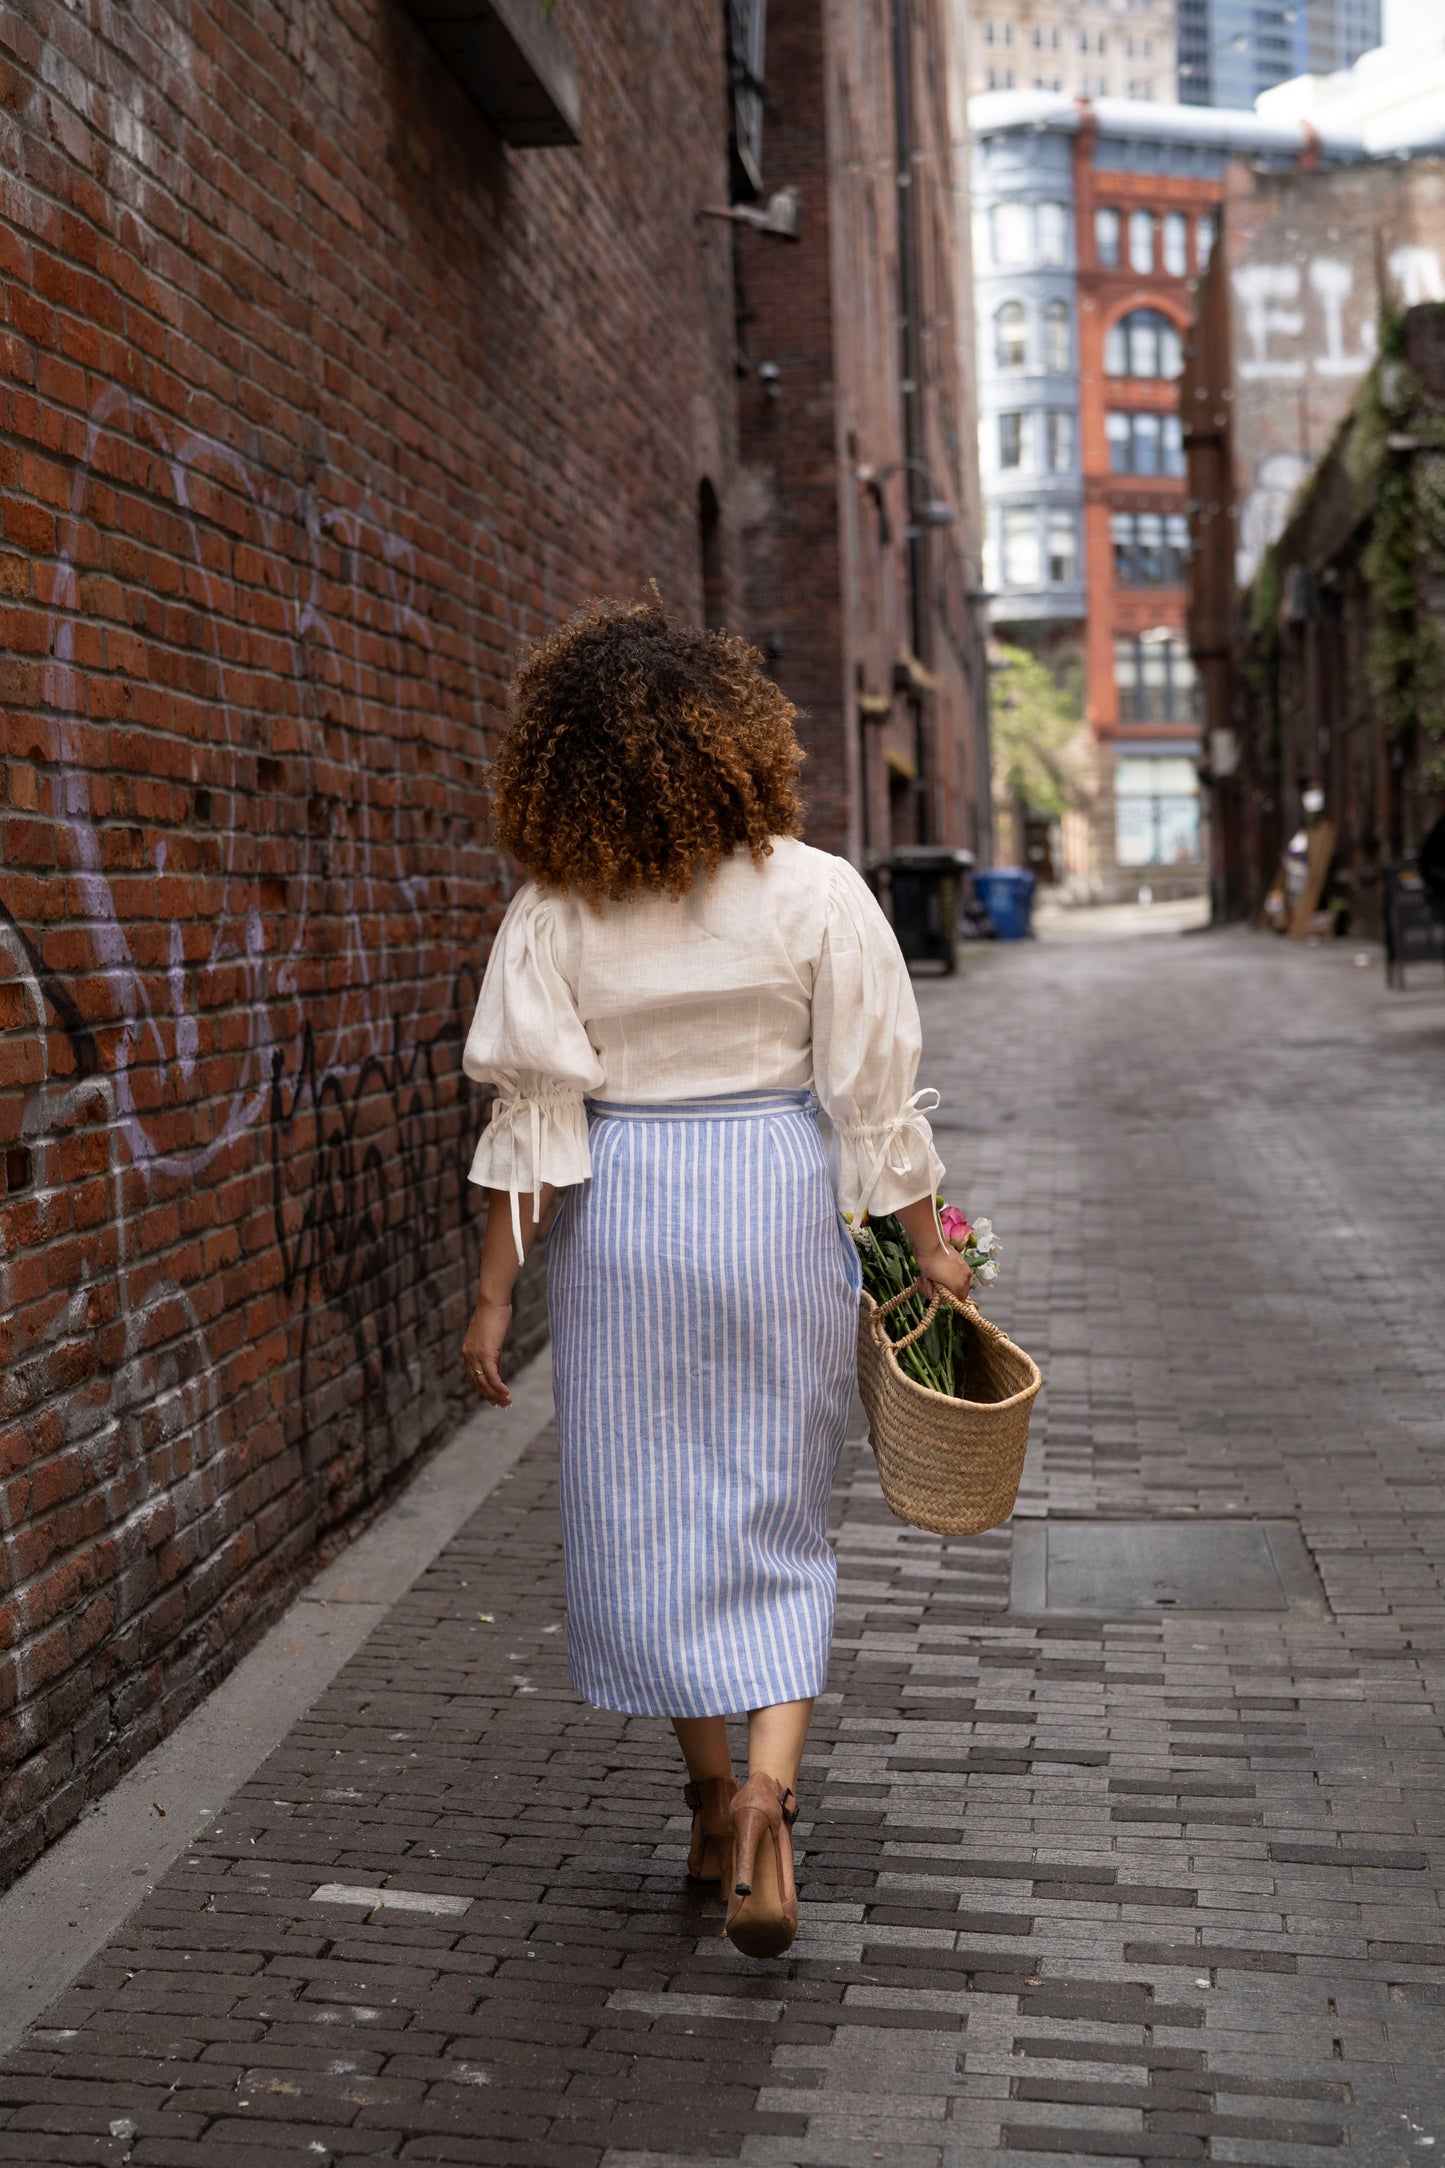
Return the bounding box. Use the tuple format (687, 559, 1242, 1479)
(268, 967, 488, 1413)
(1, 382, 531, 1729)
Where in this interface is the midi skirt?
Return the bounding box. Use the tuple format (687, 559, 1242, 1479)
(547, 1089, 863, 1718)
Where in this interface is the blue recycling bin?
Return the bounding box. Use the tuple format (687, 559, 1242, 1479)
(973, 867, 1036, 942)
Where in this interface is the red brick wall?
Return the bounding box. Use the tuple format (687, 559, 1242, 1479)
(0, 0, 739, 1883)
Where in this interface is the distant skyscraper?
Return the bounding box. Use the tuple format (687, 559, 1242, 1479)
(1178, 0, 1381, 107)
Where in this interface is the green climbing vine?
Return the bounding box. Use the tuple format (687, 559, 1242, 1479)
(1358, 301, 1445, 785)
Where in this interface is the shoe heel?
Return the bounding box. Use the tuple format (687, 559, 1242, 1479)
(731, 1803, 767, 1897)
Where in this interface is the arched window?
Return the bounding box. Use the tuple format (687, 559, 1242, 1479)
(1104, 307, 1182, 380)
(995, 301, 1027, 370)
(1044, 298, 1070, 372)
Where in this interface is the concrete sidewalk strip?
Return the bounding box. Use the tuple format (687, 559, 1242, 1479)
(0, 923, 1442, 2164)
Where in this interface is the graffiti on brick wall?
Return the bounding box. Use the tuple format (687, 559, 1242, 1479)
(1233, 244, 1444, 383)
(1232, 245, 1445, 584)
(0, 385, 522, 1733)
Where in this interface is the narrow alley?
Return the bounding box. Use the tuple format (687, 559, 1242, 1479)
(2, 912, 1442, 2167)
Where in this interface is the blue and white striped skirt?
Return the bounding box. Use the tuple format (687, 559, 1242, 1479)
(547, 1090, 863, 1718)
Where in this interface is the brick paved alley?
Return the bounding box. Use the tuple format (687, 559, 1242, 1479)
(2, 914, 1444, 2168)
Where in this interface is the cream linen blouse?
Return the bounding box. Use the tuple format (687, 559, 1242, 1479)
(462, 835, 945, 1252)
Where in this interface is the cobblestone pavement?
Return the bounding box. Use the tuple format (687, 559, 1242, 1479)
(3, 919, 1444, 2168)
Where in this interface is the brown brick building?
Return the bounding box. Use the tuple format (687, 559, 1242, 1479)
(1183, 155, 1445, 919)
(0, 0, 984, 1881)
(736, 3, 989, 862)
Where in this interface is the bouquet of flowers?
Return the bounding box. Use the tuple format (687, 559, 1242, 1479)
(848, 1202, 1002, 1397)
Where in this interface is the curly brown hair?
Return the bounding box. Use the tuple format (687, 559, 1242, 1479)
(490, 596, 805, 903)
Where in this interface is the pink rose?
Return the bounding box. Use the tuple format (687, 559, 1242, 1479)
(938, 1203, 973, 1246)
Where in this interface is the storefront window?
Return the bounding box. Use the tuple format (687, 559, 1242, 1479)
(1115, 754, 1200, 865)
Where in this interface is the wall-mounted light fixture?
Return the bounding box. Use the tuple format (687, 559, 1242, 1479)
(699, 188, 803, 241)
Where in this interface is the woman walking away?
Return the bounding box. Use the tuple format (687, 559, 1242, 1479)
(460, 597, 970, 1959)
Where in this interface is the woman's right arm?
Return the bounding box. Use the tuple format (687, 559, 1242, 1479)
(461, 889, 602, 1394)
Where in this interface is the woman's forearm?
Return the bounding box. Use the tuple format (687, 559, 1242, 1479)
(894, 1193, 944, 1264)
(479, 1185, 555, 1305)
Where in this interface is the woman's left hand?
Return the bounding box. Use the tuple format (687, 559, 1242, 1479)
(916, 1243, 973, 1306)
(463, 1296, 513, 1407)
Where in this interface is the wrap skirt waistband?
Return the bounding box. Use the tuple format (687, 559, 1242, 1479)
(586, 1088, 814, 1121)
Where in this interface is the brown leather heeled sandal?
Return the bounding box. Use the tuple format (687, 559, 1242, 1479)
(684, 1774, 739, 1886)
(724, 1773, 798, 1959)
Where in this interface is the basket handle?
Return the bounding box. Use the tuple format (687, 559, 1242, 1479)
(873, 1279, 977, 1352)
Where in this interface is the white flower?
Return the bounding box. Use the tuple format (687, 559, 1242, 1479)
(973, 1258, 1000, 1284)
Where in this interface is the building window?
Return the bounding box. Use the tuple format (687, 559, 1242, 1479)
(1106, 409, 1185, 476)
(1038, 201, 1069, 266)
(1045, 408, 1075, 471)
(1047, 510, 1077, 583)
(1128, 210, 1154, 273)
(1104, 308, 1183, 378)
(727, 0, 767, 200)
(984, 18, 995, 40)
(1196, 212, 1217, 269)
(1095, 207, 1121, 267)
(1114, 633, 1199, 721)
(1111, 509, 1190, 584)
(1044, 297, 1071, 370)
(1115, 753, 1201, 865)
(1162, 211, 1188, 277)
(995, 300, 1028, 369)
(1002, 508, 1041, 586)
(993, 202, 1032, 265)
(998, 411, 1026, 469)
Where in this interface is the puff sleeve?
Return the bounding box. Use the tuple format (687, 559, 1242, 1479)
(811, 858, 946, 1222)
(462, 885, 604, 1257)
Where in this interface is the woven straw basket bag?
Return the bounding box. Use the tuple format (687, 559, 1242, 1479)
(857, 1285, 1042, 1536)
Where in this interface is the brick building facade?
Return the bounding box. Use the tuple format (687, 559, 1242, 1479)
(1184, 156, 1445, 918)
(736, 0, 988, 864)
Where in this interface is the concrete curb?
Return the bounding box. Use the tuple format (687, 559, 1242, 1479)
(0, 1349, 555, 2054)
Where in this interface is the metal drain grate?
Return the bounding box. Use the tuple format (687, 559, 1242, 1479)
(1010, 1519, 1328, 1618)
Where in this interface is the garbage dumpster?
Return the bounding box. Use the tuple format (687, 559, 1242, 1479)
(886, 847, 975, 975)
(973, 866, 1036, 942)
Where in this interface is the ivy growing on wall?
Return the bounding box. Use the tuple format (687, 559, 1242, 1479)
(1358, 302, 1445, 787)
